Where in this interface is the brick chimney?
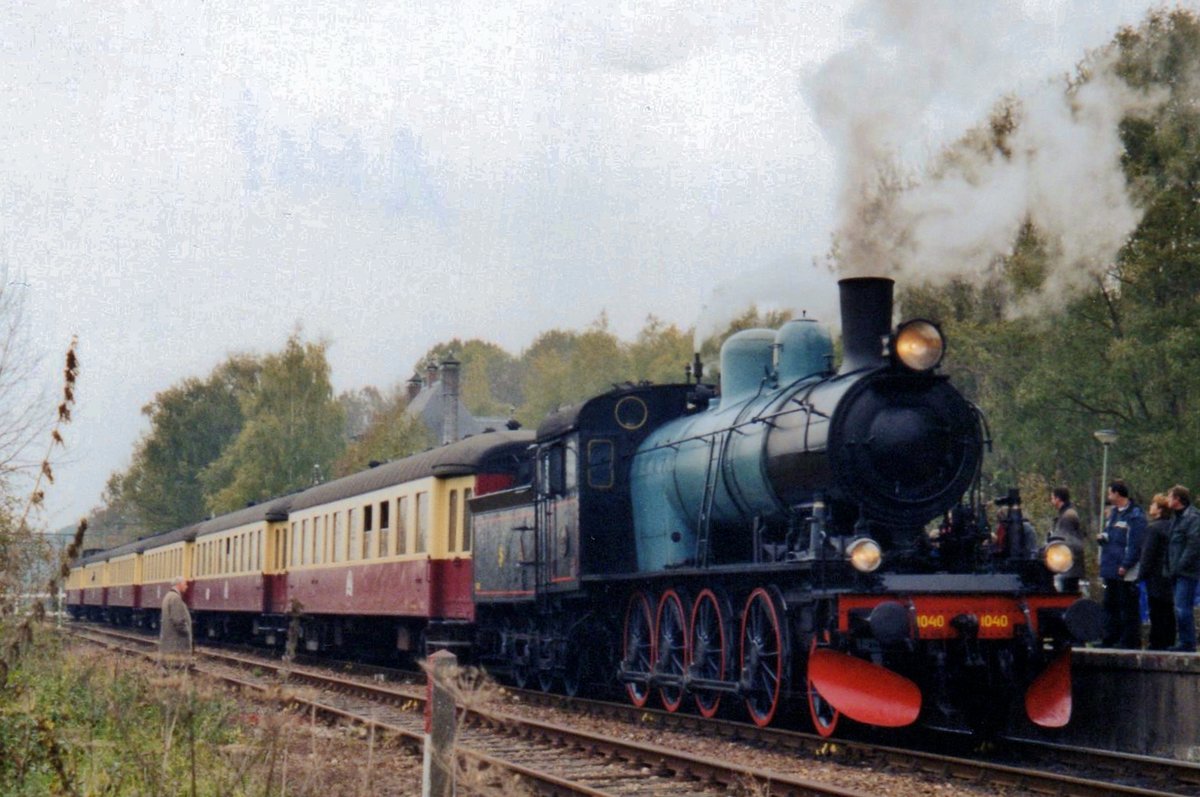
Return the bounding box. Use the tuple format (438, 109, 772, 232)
(406, 372, 423, 402)
(425, 360, 439, 387)
(440, 353, 461, 445)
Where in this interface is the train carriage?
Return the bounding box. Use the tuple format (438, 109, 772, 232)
(277, 429, 532, 655)
(76, 554, 108, 622)
(139, 523, 198, 629)
(103, 540, 143, 626)
(191, 503, 287, 641)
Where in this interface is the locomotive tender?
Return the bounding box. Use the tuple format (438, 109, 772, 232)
(67, 276, 1101, 736)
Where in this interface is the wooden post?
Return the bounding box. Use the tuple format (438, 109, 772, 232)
(422, 650, 457, 797)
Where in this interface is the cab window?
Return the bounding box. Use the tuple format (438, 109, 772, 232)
(588, 439, 614, 488)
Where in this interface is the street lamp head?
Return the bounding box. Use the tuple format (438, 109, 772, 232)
(1093, 429, 1118, 446)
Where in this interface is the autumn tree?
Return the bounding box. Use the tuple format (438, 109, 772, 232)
(114, 356, 260, 534)
(202, 335, 345, 513)
(414, 338, 522, 417)
(900, 8, 1200, 533)
(333, 388, 433, 477)
(627, 316, 694, 384)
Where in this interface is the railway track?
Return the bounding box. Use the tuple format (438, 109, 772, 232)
(65, 623, 1196, 797)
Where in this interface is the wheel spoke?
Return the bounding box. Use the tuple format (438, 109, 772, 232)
(741, 588, 784, 727)
(623, 592, 653, 707)
(691, 589, 727, 718)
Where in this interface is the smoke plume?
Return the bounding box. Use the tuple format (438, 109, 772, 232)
(806, 1, 1165, 301)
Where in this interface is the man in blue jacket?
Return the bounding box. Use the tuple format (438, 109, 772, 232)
(1166, 485, 1200, 652)
(1099, 479, 1146, 649)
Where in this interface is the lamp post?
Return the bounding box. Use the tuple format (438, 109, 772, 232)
(1094, 429, 1118, 535)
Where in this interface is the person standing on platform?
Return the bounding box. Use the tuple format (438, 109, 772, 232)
(1141, 493, 1176, 650)
(1166, 485, 1200, 652)
(1049, 487, 1085, 594)
(1098, 479, 1146, 649)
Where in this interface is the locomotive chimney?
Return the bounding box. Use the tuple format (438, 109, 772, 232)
(440, 353, 461, 445)
(838, 277, 894, 374)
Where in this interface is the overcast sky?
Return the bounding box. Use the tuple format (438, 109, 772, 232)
(2, 0, 1166, 530)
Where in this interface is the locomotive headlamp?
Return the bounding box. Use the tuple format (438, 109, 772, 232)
(893, 320, 945, 372)
(847, 538, 883, 573)
(1043, 542, 1074, 574)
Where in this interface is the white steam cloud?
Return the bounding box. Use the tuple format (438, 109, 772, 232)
(807, 0, 1164, 297)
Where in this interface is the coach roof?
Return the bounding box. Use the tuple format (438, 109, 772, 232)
(194, 496, 294, 538)
(287, 429, 533, 513)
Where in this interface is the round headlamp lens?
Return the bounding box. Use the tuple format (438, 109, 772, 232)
(895, 320, 945, 371)
(848, 538, 883, 573)
(1044, 542, 1074, 574)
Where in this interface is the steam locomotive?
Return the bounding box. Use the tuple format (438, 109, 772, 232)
(470, 276, 1101, 735)
(68, 276, 1102, 737)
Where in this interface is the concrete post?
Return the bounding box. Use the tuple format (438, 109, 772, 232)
(422, 649, 457, 797)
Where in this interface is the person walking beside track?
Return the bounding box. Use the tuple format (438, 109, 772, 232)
(1141, 493, 1177, 650)
(1166, 485, 1200, 653)
(159, 576, 194, 668)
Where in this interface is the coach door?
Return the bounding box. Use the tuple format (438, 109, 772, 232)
(537, 438, 578, 591)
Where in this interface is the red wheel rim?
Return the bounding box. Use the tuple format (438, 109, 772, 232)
(654, 590, 688, 712)
(806, 639, 840, 737)
(690, 588, 726, 718)
(623, 591, 653, 707)
(740, 587, 783, 727)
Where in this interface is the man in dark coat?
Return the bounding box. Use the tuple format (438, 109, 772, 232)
(1166, 485, 1200, 652)
(1049, 487, 1085, 594)
(159, 576, 193, 667)
(1141, 494, 1176, 650)
(1098, 479, 1146, 649)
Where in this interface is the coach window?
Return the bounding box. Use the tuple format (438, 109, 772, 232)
(588, 440, 615, 489)
(328, 513, 338, 564)
(314, 516, 324, 566)
(363, 504, 374, 560)
(224, 538, 232, 574)
(397, 496, 409, 555)
(448, 490, 459, 553)
(415, 492, 429, 554)
(379, 501, 390, 557)
(462, 488, 473, 552)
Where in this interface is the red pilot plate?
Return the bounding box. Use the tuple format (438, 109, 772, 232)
(808, 647, 922, 727)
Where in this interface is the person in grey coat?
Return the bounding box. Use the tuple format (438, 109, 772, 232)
(1048, 487, 1085, 594)
(159, 576, 193, 667)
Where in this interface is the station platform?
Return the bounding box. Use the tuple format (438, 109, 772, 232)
(1022, 647, 1200, 761)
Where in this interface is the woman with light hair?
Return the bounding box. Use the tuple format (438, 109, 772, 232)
(1141, 493, 1176, 650)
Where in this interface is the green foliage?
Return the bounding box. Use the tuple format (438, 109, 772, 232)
(115, 357, 260, 535)
(0, 638, 245, 796)
(202, 335, 346, 514)
(627, 316, 694, 384)
(897, 8, 1200, 535)
(516, 325, 629, 427)
(333, 389, 433, 477)
(415, 338, 523, 417)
